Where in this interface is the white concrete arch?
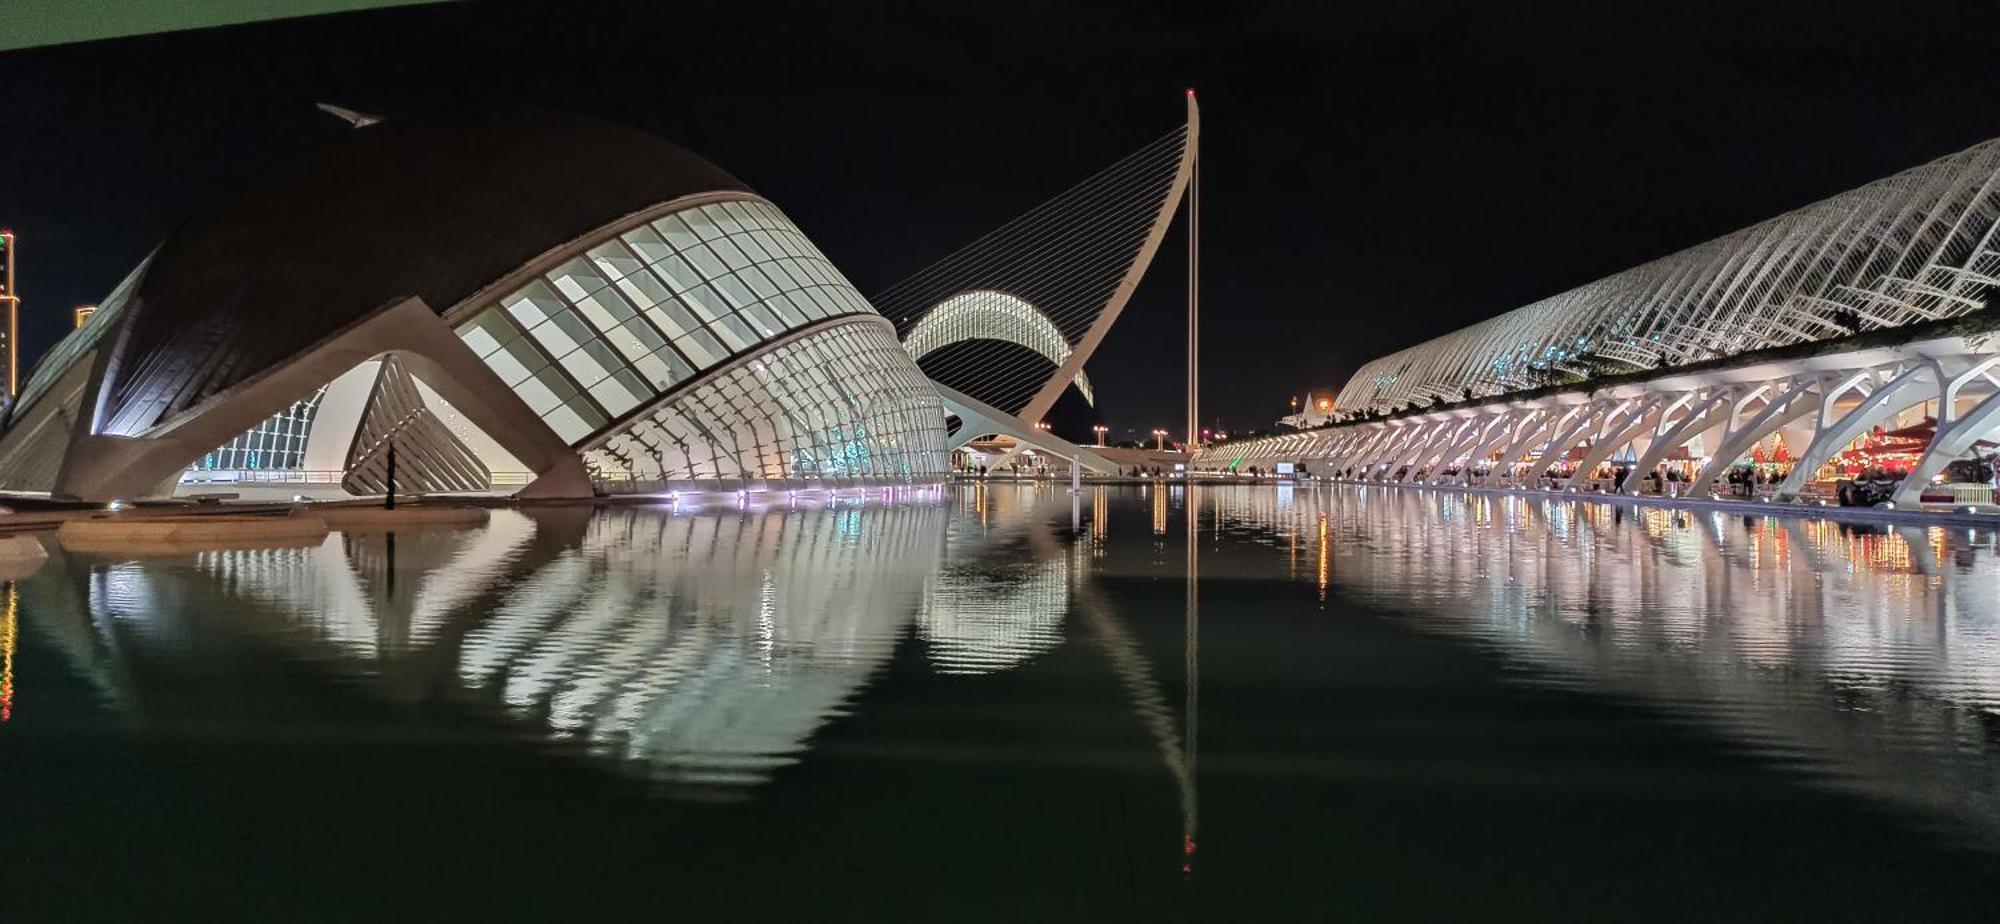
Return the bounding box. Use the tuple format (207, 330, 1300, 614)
(1616, 390, 1735, 494)
(1206, 322, 2000, 511)
(904, 289, 1096, 406)
(1564, 396, 1671, 487)
(1407, 413, 1508, 482)
(1894, 389, 2000, 506)
(1518, 399, 1629, 486)
(1773, 362, 1941, 497)
(1331, 137, 2000, 416)
(49, 298, 591, 502)
(1492, 403, 1592, 485)
(1688, 378, 1824, 495)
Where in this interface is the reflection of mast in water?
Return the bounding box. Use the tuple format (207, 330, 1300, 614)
(1317, 510, 1330, 602)
(1183, 482, 1200, 875)
(1052, 499, 1198, 876)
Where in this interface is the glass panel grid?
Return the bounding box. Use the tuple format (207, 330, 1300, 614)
(458, 197, 884, 447)
(584, 320, 947, 484)
(195, 386, 328, 471)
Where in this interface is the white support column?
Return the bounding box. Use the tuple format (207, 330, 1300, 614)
(1314, 432, 1356, 469)
(1454, 408, 1541, 485)
(1617, 389, 1735, 494)
(1401, 414, 1486, 483)
(1893, 387, 2000, 506)
(1448, 411, 1515, 479)
(1483, 414, 1554, 485)
(1424, 414, 1504, 484)
(1518, 399, 1627, 487)
(1387, 419, 1456, 482)
(1496, 402, 1591, 487)
(1939, 357, 2000, 428)
(1688, 378, 1824, 495)
(1774, 361, 1944, 497)
(1355, 424, 1420, 479)
(1566, 396, 1671, 489)
(1334, 427, 1394, 474)
(1378, 420, 1447, 479)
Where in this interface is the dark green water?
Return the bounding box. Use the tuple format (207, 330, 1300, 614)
(4, 484, 1999, 920)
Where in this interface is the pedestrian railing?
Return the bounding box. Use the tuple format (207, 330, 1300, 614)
(1949, 484, 1995, 505)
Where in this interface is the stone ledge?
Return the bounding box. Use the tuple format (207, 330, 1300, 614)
(57, 514, 331, 555)
(312, 506, 490, 530)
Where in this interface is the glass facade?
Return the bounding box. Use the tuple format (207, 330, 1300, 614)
(456, 197, 878, 445)
(194, 387, 327, 471)
(587, 319, 948, 484)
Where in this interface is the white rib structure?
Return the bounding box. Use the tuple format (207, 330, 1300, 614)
(1337, 138, 2000, 414)
(903, 290, 1094, 406)
(1205, 134, 2000, 508)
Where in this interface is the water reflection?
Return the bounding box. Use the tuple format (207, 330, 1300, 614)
(18, 503, 953, 793)
(2, 584, 17, 722)
(1207, 484, 2000, 844)
(9, 489, 1201, 802)
(17, 483, 2000, 856)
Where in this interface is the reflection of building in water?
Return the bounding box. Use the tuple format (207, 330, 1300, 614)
(918, 554, 1068, 675)
(922, 482, 1086, 674)
(1212, 484, 2000, 845)
(10, 489, 1209, 822)
(456, 504, 945, 789)
(17, 500, 1060, 794)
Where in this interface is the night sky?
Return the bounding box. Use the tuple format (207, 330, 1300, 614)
(5, 1, 2000, 436)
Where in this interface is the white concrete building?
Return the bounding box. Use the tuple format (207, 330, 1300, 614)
(1203, 135, 2000, 509)
(0, 109, 950, 501)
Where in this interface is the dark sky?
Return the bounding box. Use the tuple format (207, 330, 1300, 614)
(4, 1, 2000, 436)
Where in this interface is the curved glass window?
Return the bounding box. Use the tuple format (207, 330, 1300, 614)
(586, 318, 948, 485)
(192, 387, 327, 472)
(457, 197, 873, 446)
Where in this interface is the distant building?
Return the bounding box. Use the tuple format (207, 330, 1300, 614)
(1201, 134, 2000, 508)
(0, 230, 16, 401)
(1278, 392, 1335, 430)
(73, 304, 96, 329)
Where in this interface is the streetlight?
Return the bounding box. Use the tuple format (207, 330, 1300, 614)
(1092, 424, 1108, 447)
(1152, 428, 1168, 452)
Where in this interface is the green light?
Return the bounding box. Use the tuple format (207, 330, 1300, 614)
(0, 1, 456, 52)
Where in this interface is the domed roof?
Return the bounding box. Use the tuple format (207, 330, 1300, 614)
(97, 107, 751, 436)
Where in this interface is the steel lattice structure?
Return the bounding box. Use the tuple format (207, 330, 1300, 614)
(1338, 138, 2000, 413)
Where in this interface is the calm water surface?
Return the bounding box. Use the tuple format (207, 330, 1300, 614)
(4, 484, 2000, 920)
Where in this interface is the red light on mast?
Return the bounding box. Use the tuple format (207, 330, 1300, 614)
(1184, 87, 1197, 98)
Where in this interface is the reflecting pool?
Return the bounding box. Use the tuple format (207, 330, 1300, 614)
(3, 485, 1999, 919)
